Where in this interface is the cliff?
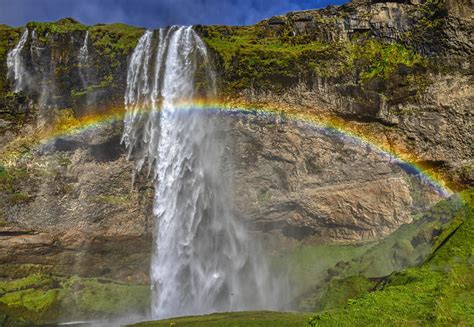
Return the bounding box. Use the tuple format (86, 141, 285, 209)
(0, 0, 472, 324)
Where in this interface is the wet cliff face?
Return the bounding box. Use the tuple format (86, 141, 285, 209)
(199, 0, 473, 190)
(0, 0, 472, 284)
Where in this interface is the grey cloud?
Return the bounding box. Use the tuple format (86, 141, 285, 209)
(0, 0, 345, 28)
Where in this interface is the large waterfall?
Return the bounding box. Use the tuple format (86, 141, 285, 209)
(122, 27, 282, 319)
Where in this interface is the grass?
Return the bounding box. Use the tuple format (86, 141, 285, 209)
(271, 191, 464, 311)
(272, 243, 374, 301)
(308, 189, 474, 326)
(130, 311, 313, 327)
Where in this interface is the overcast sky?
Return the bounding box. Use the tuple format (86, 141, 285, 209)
(0, 0, 345, 28)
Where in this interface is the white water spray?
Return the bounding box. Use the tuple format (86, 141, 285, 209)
(123, 27, 283, 319)
(7, 29, 29, 92)
(79, 31, 89, 64)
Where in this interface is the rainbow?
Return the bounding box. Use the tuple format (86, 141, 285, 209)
(5, 99, 452, 197)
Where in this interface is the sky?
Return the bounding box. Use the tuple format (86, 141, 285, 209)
(0, 0, 345, 28)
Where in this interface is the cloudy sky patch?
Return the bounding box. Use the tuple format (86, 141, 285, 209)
(0, 0, 344, 28)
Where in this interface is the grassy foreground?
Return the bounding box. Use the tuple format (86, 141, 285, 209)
(309, 189, 474, 326)
(130, 311, 312, 327)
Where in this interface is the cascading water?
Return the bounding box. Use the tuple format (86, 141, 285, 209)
(78, 30, 90, 86)
(78, 30, 94, 109)
(123, 27, 283, 319)
(7, 29, 28, 92)
(79, 31, 89, 64)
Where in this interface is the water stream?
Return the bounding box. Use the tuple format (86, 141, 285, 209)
(123, 26, 282, 319)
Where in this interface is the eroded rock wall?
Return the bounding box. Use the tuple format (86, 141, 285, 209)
(0, 0, 471, 281)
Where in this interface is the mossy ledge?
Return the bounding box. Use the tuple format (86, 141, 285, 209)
(0, 275, 150, 326)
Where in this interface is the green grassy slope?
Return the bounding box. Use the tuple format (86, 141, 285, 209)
(131, 311, 313, 327)
(309, 189, 474, 326)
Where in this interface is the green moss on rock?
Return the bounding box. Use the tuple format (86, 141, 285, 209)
(90, 23, 144, 56)
(309, 189, 474, 326)
(0, 274, 150, 325)
(315, 276, 376, 312)
(201, 24, 427, 97)
(27, 18, 87, 40)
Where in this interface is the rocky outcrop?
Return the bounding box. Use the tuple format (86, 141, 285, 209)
(228, 114, 441, 244)
(200, 0, 473, 189)
(0, 123, 154, 282)
(0, 0, 471, 282)
(1, 114, 439, 281)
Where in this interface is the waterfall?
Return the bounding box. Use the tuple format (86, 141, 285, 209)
(79, 31, 89, 64)
(78, 30, 90, 88)
(78, 30, 94, 109)
(7, 29, 29, 92)
(123, 27, 282, 319)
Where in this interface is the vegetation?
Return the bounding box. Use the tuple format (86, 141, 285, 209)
(0, 25, 21, 110)
(308, 189, 474, 326)
(201, 24, 426, 94)
(26, 18, 87, 38)
(350, 39, 425, 82)
(202, 25, 344, 91)
(0, 165, 29, 194)
(90, 23, 144, 56)
(131, 311, 313, 327)
(92, 194, 134, 208)
(272, 189, 465, 311)
(0, 274, 150, 325)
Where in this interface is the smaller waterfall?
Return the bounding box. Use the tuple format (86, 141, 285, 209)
(7, 29, 29, 92)
(79, 31, 89, 64)
(78, 30, 94, 109)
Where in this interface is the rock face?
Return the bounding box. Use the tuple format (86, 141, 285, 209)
(1, 124, 154, 282)
(229, 116, 418, 243)
(200, 0, 473, 189)
(0, 0, 472, 281)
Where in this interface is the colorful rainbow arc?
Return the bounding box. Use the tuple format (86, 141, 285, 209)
(32, 99, 452, 197)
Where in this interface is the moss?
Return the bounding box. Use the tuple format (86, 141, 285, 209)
(61, 276, 150, 316)
(52, 108, 80, 134)
(315, 276, 376, 312)
(90, 23, 144, 63)
(8, 192, 31, 204)
(27, 18, 87, 36)
(92, 194, 133, 208)
(0, 25, 21, 97)
(0, 274, 55, 294)
(1, 289, 59, 314)
(71, 75, 114, 97)
(272, 242, 374, 308)
(201, 24, 426, 96)
(201, 25, 343, 93)
(0, 274, 150, 325)
(309, 189, 474, 326)
(348, 39, 425, 82)
(0, 165, 29, 194)
(131, 311, 313, 327)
